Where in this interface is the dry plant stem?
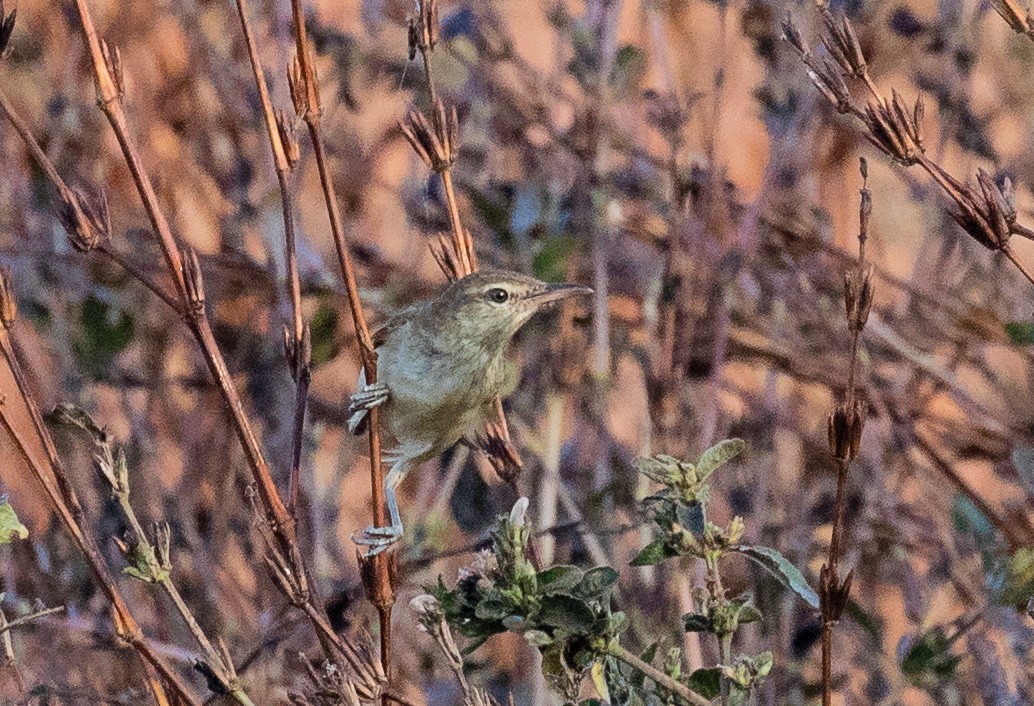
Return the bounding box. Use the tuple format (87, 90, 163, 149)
(820, 172, 870, 706)
(0, 605, 65, 637)
(68, 1, 381, 688)
(0, 335, 197, 705)
(0, 90, 180, 312)
(71, 0, 294, 537)
(230, 0, 308, 520)
(111, 484, 254, 706)
(286, 0, 395, 683)
(606, 644, 710, 706)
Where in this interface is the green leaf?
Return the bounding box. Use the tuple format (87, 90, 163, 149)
(900, 628, 961, 688)
(532, 235, 578, 283)
(631, 540, 669, 566)
(688, 667, 722, 699)
(1005, 321, 1034, 345)
(0, 499, 28, 544)
(523, 629, 554, 647)
(737, 603, 764, 625)
(537, 565, 584, 595)
(735, 545, 819, 609)
(696, 438, 746, 480)
(309, 302, 340, 367)
(539, 594, 596, 633)
(683, 613, 712, 632)
(997, 547, 1034, 608)
(474, 596, 514, 621)
(610, 45, 647, 99)
(575, 567, 619, 599)
(73, 295, 135, 379)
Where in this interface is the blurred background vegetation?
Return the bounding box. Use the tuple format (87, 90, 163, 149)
(1, 0, 1034, 703)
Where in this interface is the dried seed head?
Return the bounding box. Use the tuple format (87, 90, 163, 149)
(947, 170, 1016, 250)
(430, 233, 463, 282)
(407, 18, 419, 61)
(819, 564, 853, 622)
(844, 264, 874, 332)
(0, 2, 15, 59)
(781, 12, 810, 58)
(477, 421, 524, 485)
(100, 41, 126, 100)
(275, 110, 300, 169)
(805, 58, 853, 114)
(283, 321, 311, 381)
(0, 266, 17, 329)
(180, 248, 206, 315)
(56, 189, 109, 252)
(828, 399, 867, 461)
(399, 101, 459, 172)
(862, 98, 922, 165)
(820, 7, 867, 77)
(288, 54, 305, 116)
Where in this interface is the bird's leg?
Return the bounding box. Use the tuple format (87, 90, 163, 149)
(352, 461, 406, 556)
(346, 381, 390, 434)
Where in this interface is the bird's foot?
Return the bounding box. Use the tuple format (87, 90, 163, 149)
(351, 524, 402, 557)
(348, 382, 390, 414)
(347, 382, 390, 434)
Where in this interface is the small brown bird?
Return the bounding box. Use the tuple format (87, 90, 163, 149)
(348, 269, 592, 554)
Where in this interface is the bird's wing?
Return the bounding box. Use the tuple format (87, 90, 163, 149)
(348, 301, 430, 436)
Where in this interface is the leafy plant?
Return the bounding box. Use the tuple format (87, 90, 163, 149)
(423, 439, 817, 705)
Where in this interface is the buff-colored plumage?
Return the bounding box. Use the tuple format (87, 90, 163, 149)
(349, 269, 591, 554)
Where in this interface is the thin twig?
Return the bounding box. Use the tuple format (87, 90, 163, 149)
(0, 330, 198, 705)
(286, 0, 396, 686)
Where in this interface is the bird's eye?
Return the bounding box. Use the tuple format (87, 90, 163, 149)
(487, 288, 509, 304)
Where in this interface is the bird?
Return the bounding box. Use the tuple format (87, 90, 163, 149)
(347, 269, 592, 555)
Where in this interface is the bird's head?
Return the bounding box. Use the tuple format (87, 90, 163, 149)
(433, 269, 593, 352)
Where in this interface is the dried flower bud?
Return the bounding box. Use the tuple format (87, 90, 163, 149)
(820, 7, 867, 77)
(827, 399, 867, 461)
(430, 233, 463, 282)
(287, 46, 321, 119)
(947, 170, 1016, 250)
(288, 54, 305, 116)
(862, 98, 921, 165)
(780, 12, 810, 58)
(819, 564, 853, 622)
(805, 59, 853, 114)
(0, 266, 17, 329)
(399, 101, 459, 172)
(844, 264, 874, 332)
(56, 190, 108, 252)
(180, 248, 206, 315)
(407, 18, 419, 61)
(0, 2, 16, 59)
(283, 321, 311, 381)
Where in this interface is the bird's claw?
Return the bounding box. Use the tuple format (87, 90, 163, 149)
(352, 524, 402, 557)
(348, 382, 390, 414)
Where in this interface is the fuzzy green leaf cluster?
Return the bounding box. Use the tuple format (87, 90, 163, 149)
(431, 501, 624, 701)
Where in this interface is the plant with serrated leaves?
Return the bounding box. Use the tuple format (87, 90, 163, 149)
(422, 439, 818, 705)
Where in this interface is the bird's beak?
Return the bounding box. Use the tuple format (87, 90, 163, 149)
(528, 282, 594, 306)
